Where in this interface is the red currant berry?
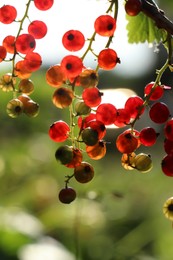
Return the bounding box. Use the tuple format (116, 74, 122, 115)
(98, 48, 120, 70)
(49, 120, 70, 142)
(62, 30, 85, 51)
(46, 65, 67, 87)
(15, 34, 36, 54)
(60, 55, 83, 78)
(86, 120, 106, 140)
(75, 68, 99, 88)
(162, 154, 173, 177)
(0, 5, 17, 24)
(94, 15, 116, 36)
(28, 20, 47, 39)
(55, 145, 73, 165)
(164, 118, 173, 141)
(81, 128, 99, 146)
(24, 52, 42, 72)
(125, 95, 145, 119)
(78, 113, 96, 129)
(82, 87, 103, 107)
(149, 102, 170, 124)
(86, 140, 106, 160)
(34, 0, 54, 11)
(0, 46, 7, 62)
(74, 162, 94, 183)
(144, 82, 164, 101)
(125, 0, 142, 16)
(116, 129, 139, 154)
(3, 35, 15, 54)
(164, 138, 173, 154)
(52, 87, 74, 109)
(65, 148, 83, 168)
(96, 103, 117, 125)
(58, 187, 76, 204)
(114, 108, 131, 127)
(139, 127, 158, 146)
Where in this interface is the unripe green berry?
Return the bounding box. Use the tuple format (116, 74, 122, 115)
(75, 101, 91, 115)
(55, 145, 73, 165)
(134, 153, 153, 173)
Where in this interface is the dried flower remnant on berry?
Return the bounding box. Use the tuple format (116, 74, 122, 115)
(163, 197, 173, 222)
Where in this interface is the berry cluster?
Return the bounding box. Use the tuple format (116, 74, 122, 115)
(0, 0, 53, 117)
(1, 0, 173, 223)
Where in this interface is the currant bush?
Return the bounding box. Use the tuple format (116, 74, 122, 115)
(1, 0, 173, 226)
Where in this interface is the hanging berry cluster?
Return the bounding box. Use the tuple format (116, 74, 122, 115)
(0, 0, 53, 117)
(1, 0, 173, 224)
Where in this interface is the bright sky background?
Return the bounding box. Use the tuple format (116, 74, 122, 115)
(0, 0, 157, 77)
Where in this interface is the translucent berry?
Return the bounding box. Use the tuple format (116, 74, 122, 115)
(114, 108, 131, 127)
(162, 154, 173, 177)
(6, 98, 23, 118)
(3, 35, 15, 54)
(121, 152, 136, 170)
(144, 82, 164, 101)
(0, 5, 17, 24)
(23, 100, 39, 117)
(125, 95, 145, 119)
(94, 15, 116, 36)
(0, 46, 7, 62)
(18, 79, 34, 95)
(34, 0, 54, 11)
(75, 68, 99, 88)
(0, 73, 16, 92)
(65, 148, 83, 168)
(149, 102, 170, 124)
(15, 34, 36, 54)
(82, 87, 103, 107)
(164, 118, 173, 141)
(139, 127, 158, 146)
(14, 61, 31, 79)
(49, 120, 70, 142)
(86, 140, 106, 160)
(125, 0, 142, 16)
(116, 130, 139, 154)
(60, 55, 83, 78)
(164, 138, 173, 154)
(58, 187, 76, 204)
(163, 197, 173, 221)
(62, 30, 85, 51)
(96, 103, 117, 125)
(24, 52, 42, 72)
(74, 162, 94, 183)
(98, 48, 120, 70)
(52, 87, 74, 109)
(28, 20, 47, 39)
(134, 153, 153, 173)
(46, 65, 67, 87)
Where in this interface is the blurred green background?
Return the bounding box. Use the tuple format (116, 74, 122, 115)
(0, 1, 173, 260)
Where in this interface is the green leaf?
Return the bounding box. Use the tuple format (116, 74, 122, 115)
(126, 12, 167, 44)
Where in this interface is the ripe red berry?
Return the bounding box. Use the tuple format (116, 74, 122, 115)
(0, 5, 17, 24)
(98, 48, 120, 70)
(164, 118, 173, 141)
(114, 108, 131, 127)
(82, 87, 103, 107)
(24, 52, 42, 72)
(58, 187, 76, 204)
(15, 34, 36, 54)
(46, 64, 67, 87)
(3, 35, 15, 54)
(34, 0, 54, 11)
(144, 82, 164, 101)
(125, 0, 142, 16)
(86, 140, 106, 160)
(139, 127, 158, 146)
(62, 30, 85, 51)
(162, 154, 173, 177)
(125, 95, 145, 119)
(28, 20, 47, 39)
(96, 103, 117, 125)
(116, 130, 139, 154)
(60, 55, 83, 78)
(0, 46, 7, 62)
(164, 138, 173, 155)
(94, 15, 116, 36)
(49, 120, 70, 142)
(149, 102, 170, 124)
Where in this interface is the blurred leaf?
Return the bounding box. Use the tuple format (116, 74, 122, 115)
(126, 12, 167, 44)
